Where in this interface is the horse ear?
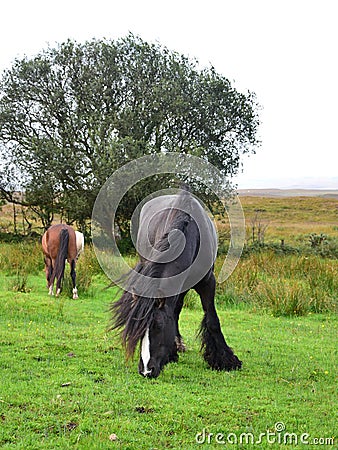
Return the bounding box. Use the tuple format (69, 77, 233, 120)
(156, 298, 165, 309)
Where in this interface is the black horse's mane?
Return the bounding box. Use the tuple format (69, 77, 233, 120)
(110, 191, 193, 358)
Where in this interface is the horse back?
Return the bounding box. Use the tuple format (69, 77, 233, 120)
(137, 194, 217, 277)
(138, 194, 217, 254)
(42, 224, 77, 261)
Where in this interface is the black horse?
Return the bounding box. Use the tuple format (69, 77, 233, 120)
(110, 189, 242, 378)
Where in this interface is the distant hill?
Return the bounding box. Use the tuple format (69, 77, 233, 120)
(237, 188, 338, 198)
(236, 176, 338, 191)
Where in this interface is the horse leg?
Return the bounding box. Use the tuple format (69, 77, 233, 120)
(70, 259, 78, 299)
(55, 259, 64, 297)
(174, 292, 187, 353)
(44, 256, 53, 290)
(45, 256, 53, 295)
(55, 273, 62, 297)
(49, 257, 57, 296)
(195, 271, 242, 371)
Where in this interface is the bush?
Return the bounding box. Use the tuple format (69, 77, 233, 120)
(307, 235, 338, 259)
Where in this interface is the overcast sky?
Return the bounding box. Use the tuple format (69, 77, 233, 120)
(1, 0, 337, 188)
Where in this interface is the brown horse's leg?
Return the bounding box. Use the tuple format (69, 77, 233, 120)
(44, 256, 53, 294)
(49, 258, 56, 295)
(55, 259, 63, 296)
(70, 259, 78, 299)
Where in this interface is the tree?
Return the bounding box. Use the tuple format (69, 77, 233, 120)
(0, 34, 260, 235)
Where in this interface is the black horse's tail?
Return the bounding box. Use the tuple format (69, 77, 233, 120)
(51, 228, 69, 291)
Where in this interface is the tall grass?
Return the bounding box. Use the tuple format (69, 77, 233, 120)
(0, 241, 43, 275)
(215, 252, 337, 316)
(0, 242, 43, 292)
(0, 241, 336, 315)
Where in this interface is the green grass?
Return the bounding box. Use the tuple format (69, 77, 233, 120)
(1, 194, 337, 448)
(215, 252, 338, 316)
(1, 275, 337, 449)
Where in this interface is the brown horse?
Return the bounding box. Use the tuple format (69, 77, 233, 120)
(42, 224, 81, 299)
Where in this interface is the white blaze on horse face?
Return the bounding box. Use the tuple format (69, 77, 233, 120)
(141, 328, 152, 376)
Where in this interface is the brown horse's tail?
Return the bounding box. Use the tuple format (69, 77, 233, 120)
(51, 228, 69, 292)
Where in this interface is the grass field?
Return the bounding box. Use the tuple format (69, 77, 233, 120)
(0, 195, 337, 448)
(239, 196, 338, 246)
(0, 275, 336, 449)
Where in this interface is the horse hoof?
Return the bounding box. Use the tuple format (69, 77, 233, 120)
(73, 294, 79, 300)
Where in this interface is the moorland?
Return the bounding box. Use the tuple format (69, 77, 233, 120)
(0, 194, 337, 449)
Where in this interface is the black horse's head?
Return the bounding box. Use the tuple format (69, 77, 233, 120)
(110, 290, 179, 379)
(138, 299, 178, 378)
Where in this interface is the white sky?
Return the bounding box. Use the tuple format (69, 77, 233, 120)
(1, 0, 337, 188)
